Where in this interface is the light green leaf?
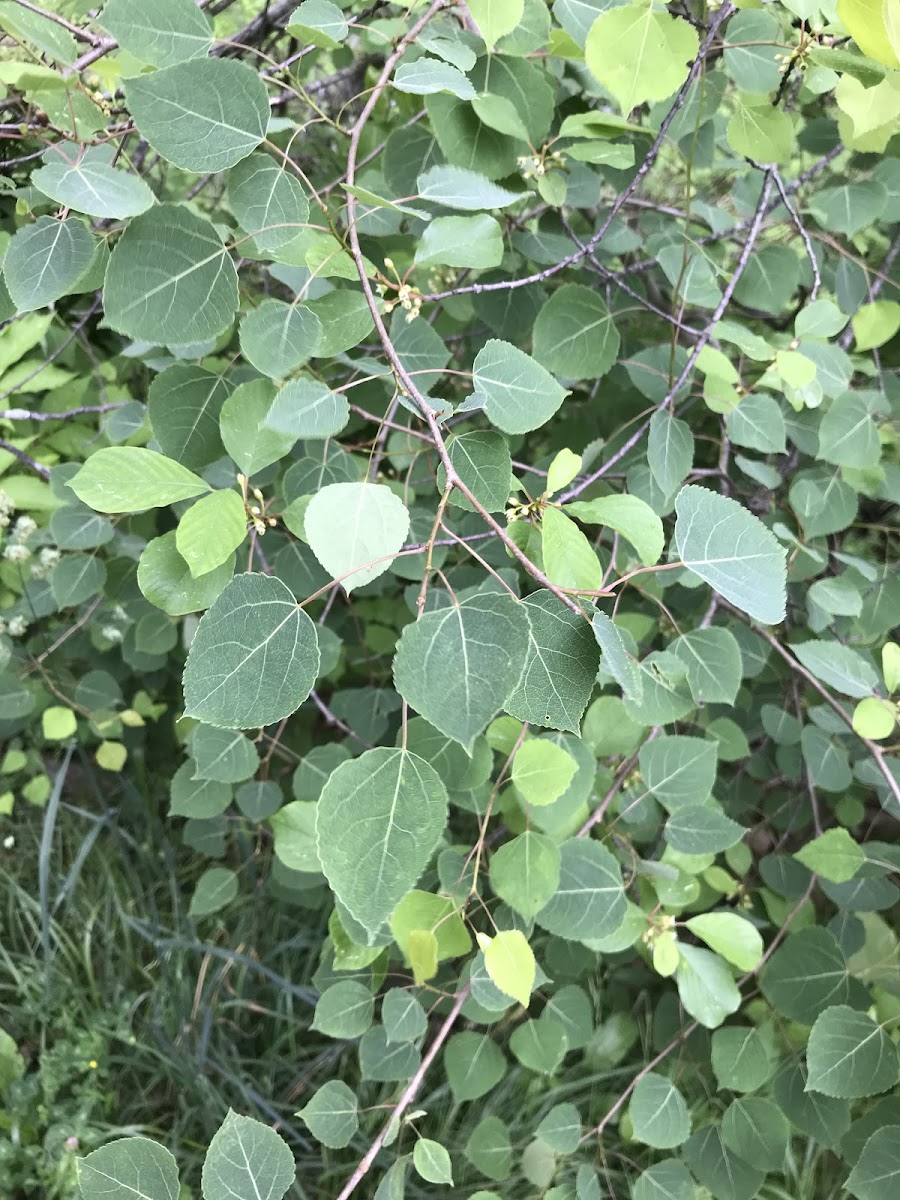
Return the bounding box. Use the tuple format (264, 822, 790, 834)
(674, 485, 787, 624)
(393, 591, 530, 751)
(727, 99, 794, 163)
(269, 801, 319, 872)
(471, 92, 530, 140)
(483, 930, 535, 1007)
(126, 59, 268, 172)
(414, 214, 504, 269)
(505, 591, 600, 734)
(566, 493, 664, 566)
(0, 1, 76, 62)
(512, 738, 578, 807)
(201, 1110, 295, 1200)
(852, 697, 896, 740)
(413, 1138, 453, 1185)
(675, 944, 741, 1029)
(299, 1080, 359, 1149)
(489, 830, 560, 920)
(287, 0, 348, 48)
(837, 0, 900, 69)
(138, 532, 234, 616)
(100, 0, 213, 67)
(541, 506, 603, 591)
(806, 1006, 899, 1099)
(239, 300, 321, 378)
(76, 1137, 180, 1200)
(189, 867, 238, 917)
(468, 0, 524, 47)
(315, 747, 448, 937)
(795, 827, 866, 883)
(4, 217, 94, 312)
(417, 165, 523, 210)
(629, 1072, 691, 1149)
(176, 490, 246, 579)
(535, 839, 625, 941)
(853, 300, 900, 350)
(304, 482, 410, 593)
(846, 1127, 900, 1200)
(648, 412, 693, 496)
(545, 449, 582, 497)
(32, 145, 154, 219)
(686, 913, 763, 972)
(818, 393, 881, 469)
(666, 805, 744, 855)
(585, 6, 699, 114)
(532, 285, 619, 380)
(182, 573, 319, 728)
(220, 379, 296, 477)
(395, 57, 474, 99)
(472, 338, 569, 434)
(265, 378, 350, 441)
(313, 980, 375, 1039)
(671, 627, 744, 705)
(190, 725, 258, 783)
(103, 205, 239, 343)
(69, 447, 207, 513)
(792, 639, 879, 698)
(390, 890, 471, 963)
(228, 152, 310, 253)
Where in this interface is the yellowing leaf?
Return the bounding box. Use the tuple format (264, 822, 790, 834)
(837, 0, 900, 69)
(585, 7, 699, 115)
(484, 930, 535, 1007)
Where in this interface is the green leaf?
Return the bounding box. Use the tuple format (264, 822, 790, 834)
(509, 1018, 567, 1073)
(852, 697, 896, 740)
(648, 412, 693, 496)
(51, 554, 106, 608)
(837, 0, 900, 69)
(445, 1031, 507, 1102)
(540, 506, 601, 591)
(806, 1006, 899, 1099)
(468, 0, 524, 47)
(711, 1025, 773, 1092)
(722, 1097, 789, 1171)
(103, 205, 239, 343)
(415, 214, 504, 269)
(189, 867, 238, 917)
(287, 0, 349, 49)
(42, 705, 77, 741)
(220, 379, 296, 477)
(585, 6, 699, 115)
(438, 430, 512, 514)
(674, 485, 787, 624)
(818, 393, 881, 469)
(505, 591, 600, 734)
(315, 747, 448, 937)
(413, 1139, 453, 1185)
(32, 145, 154, 219)
(176, 491, 246, 579)
(313, 980, 374, 1039)
(417, 165, 523, 210)
(76, 1137, 180, 1200)
(725, 393, 786, 454)
(666, 805, 744, 855)
(489, 830, 560, 920)
(239, 300, 321, 378)
(390, 890, 471, 963)
(592, 612, 643, 704)
(846, 1127, 900, 1200)
(760, 927, 851, 1024)
(147, 365, 232, 471)
(535, 839, 625, 941)
(228, 152, 310, 253)
(265, 378, 350, 441)
(201, 1110, 294, 1200)
(190, 725, 258, 783)
(685, 913, 763, 972)
(532, 285, 620, 380)
(853, 300, 900, 350)
(640, 735, 717, 810)
(722, 11, 782, 92)
(567, 493, 664, 567)
(395, 57, 474, 99)
(682, 1124, 765, 1200)
(671, 627, 744, 705)
(727, 99, 794, 163)
(536, 1103, 581, 1154)
(471, 338, 569, 434)
(138, 532, 234, 616)
(69, 447, 207, 513)
(483, 930, 535, 1007)
(382, 989, 427, 1044)
(630, 1072, 691, 1149)
(4, 217, 94, 312)
(471, 92, 530, 141)
(182, 573, 319, 728)
(126, 59, 268, 172)
(269, 801, 318, 872)
(632, 1160, 695, 1200)
(0, 1, 76, 62)
(795, 827, 866, 883)
(100, 0, 212, 67)
(393, 591, 530, 751)
(299, 1080, 358, 1149)
(792, 639, 879, 698)
(465, 1115, 512, 1181)
(304, 482, 410, 593)
(675, 944, 741, 1029)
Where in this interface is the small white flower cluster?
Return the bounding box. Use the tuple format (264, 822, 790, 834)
(2, 514, 37, 565)
(0, 613, 29, 638)
(0, 490, 13, 528)
(517, 149, 565, 180)
(376, 258, 422, 323)
(30, 546, 60, 580)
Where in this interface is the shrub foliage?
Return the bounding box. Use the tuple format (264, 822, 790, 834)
(0, 0, 899, 1197)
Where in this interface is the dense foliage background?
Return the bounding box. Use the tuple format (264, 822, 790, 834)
(0, 0, 898, 1198)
